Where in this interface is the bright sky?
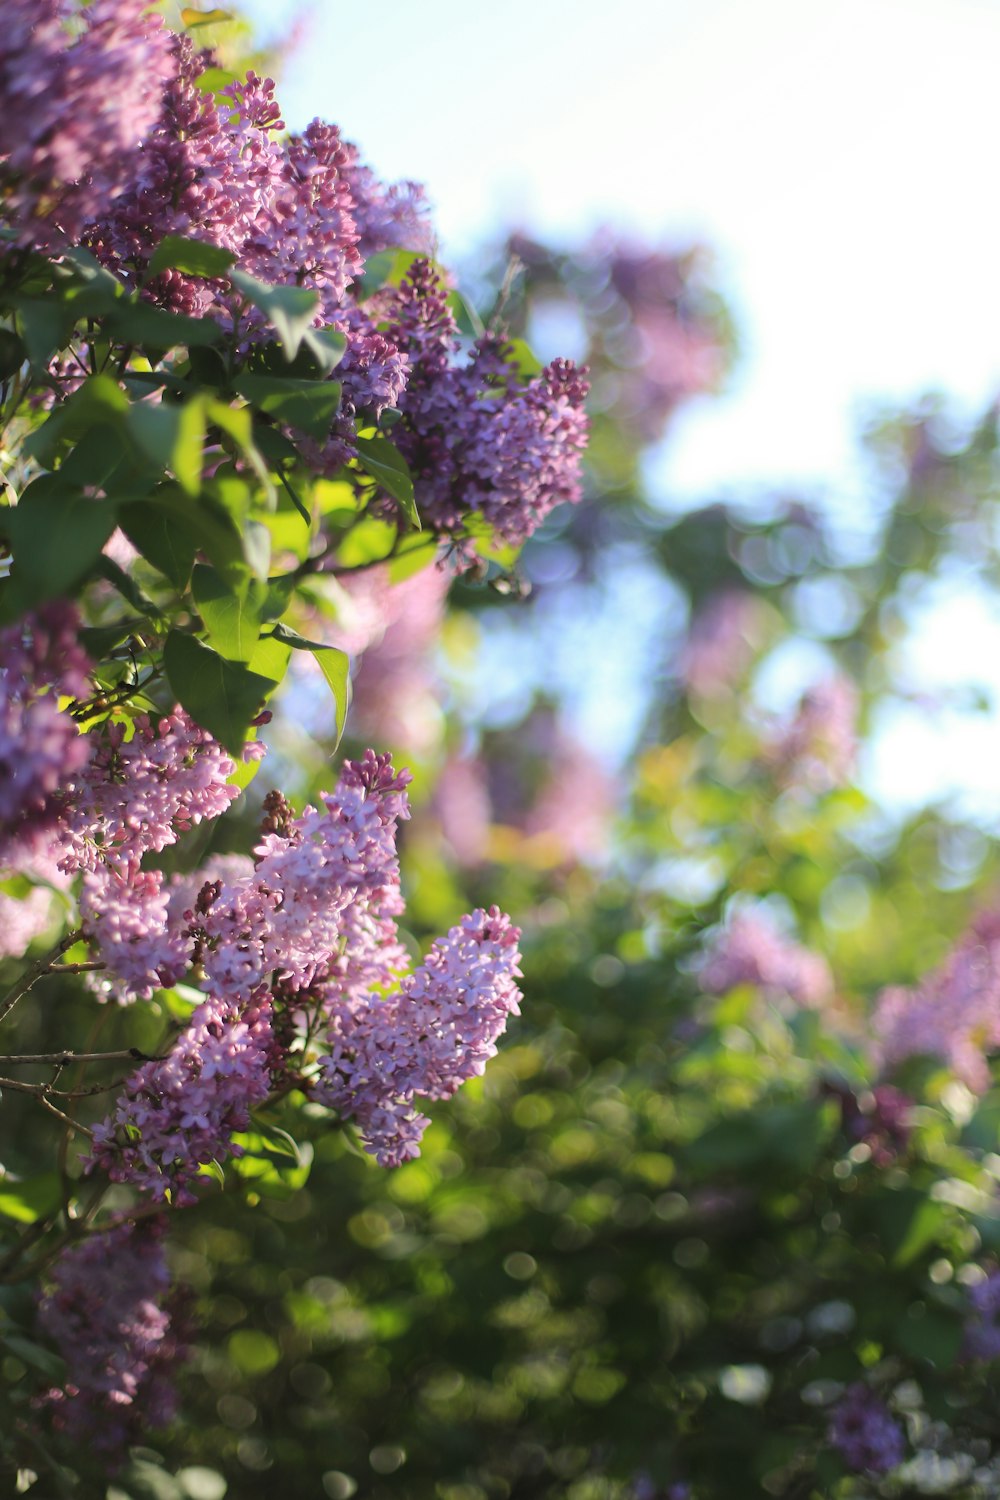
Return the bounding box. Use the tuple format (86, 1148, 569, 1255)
(240, 0, 1000, 815)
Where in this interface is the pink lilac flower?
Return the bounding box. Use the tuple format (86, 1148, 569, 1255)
(56, 709, 244, 874)
(679, 590, 761, 699)
(79, 861, 190, 1002)
(0, 0, 171, 250)
(0, 603, 92, 851)
(198, 751, 412, 1004)
(341, 145, 435, 260)
(314, 907, 522, 1165)
(699, 908, 832, 1008)
(387, 260, 589, 545)
(37, 1219, 183, 1452)
(873, 910, 1000, 1092)
(766, 675, 858, 793)
(88, 999, 276, 1206)
(830, 1083, 913, 1167)
(827, 1384, 905, 1474)
(962, 1269, 1000, 1361)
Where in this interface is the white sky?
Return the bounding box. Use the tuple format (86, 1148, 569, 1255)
(239, 0, 1000, 815)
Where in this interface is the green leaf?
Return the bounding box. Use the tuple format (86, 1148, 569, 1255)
(15, 298, 75, 366)
(127, 399, 205, 496)
(247, 633, 291, 685)
(302, 326, 348, 375)
(267, 624, 351, 747)
(387, 535, 438, 583)
(447, 289, 486, 339)
(355, 248, 420, 300)
(7, 481, 116, 601)
(234, 374, 341, 441)
(0, 1332, 65, 1382)
(0, 328, 26, 380)
(877, 1190, 950, 1269)
(355, 433, 420, 529)
(105, 300, 223, 351)
(148, 235, 237, 280)
(192, 564, 267, 663)
(92, 555, 162, 618)
(119, 500, 197, 590)
(79, 617, 148, 658)
(164, 631, 279, 753)
(0, 1173, 61, 1224)
(229, 270, 319, 361)
(502, 336, 544, 379)
(181, 6, 234, 25)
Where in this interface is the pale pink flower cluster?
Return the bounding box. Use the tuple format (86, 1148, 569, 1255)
(699, 908, 832, 1007)
(315, 907, 522, 1164)
(340, 564, 450, 752)
(873, 910, 1000, 1091)
(89, 1000, 276, 1206)
(679, 589, 761, 699)
(37, 1220, 182, 1450)
(766, 675, 858, 793)
(83, 751, 523, 1185)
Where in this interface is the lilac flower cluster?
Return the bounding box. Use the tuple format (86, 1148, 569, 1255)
(827, 1383, 906, 1474)
(602, 240, 728, 443)
(833, 1083, 912, 1167)
(89, 999, 276, 1207)
(387, 261, 590, 545)
(315, 906, 522, 1164)
(37, 1220, 182, 1450)
(679, 589, 761, 699)
(0, 603, 92, 854)
(0, 0, 171, 251)
(873, 908, 1000, 1092)
(81, 751, 523, 1186)
(698, 907, 832, 1008)
(962, 1269, 1000, 1361)
(765, 675, 858, 793)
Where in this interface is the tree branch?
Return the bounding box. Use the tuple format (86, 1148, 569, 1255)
(0, 929, 88, 1027)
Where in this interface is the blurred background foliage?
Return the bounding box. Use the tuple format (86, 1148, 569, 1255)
(74, 220, 1000, 1498)
(9, 10, 1000, 1499)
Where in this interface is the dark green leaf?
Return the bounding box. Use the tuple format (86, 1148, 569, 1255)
(355, 433, 420, 529)
(79, 617, 148, 658)
(148, 235, 237, 280)
(92, 555, 162, 617)
(12, 299, 71, 367)
(355, 248, 420, 300)
(234, 373, 341, 441)
(164, 631, 278, 753)
(7, 481, 116, 601)
(0, 328, 26, 380)
(119, 501, 197, 590)
(105, 300, 223, 351)
(447, 289, 486, 339)
(229, 270, 319, 361)
(192, 564, 267, 663)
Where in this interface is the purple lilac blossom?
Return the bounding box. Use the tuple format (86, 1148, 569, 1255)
(699, 907, 832, 1007)
(962, 1269, 1000, 1361)
(55, 709, 246, 875)
(37, 1219, 183, 1451)
(873, 909, 1000, 1092)
(343, 565, 450, 753)
(832, 1083, 913, 1167)
(198, 751, 412, 1004)
(765, 675, 858, 793)
(88, 998, 276, 1206)
(679, 589, 761, 699)
(827, 1383, 906, 1474)
(314, 906, 523, 1165)
(0, 0, 171, 251)
(387, 260, 589, 545)
(0, 603, 92, 852)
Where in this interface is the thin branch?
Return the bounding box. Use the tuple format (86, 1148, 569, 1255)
(0, 929, 86, 1026)
(0, 1076, 94, 1134)
(0, 1048, 161, 1067)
